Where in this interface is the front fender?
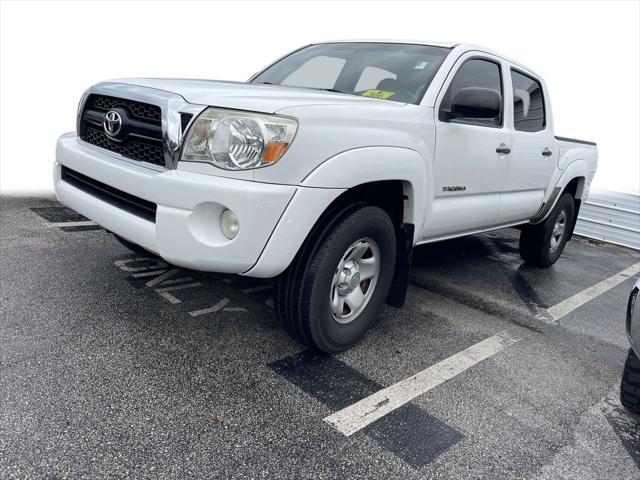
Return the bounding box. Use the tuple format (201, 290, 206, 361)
(300, 146, 430, 237)
(243, 146, 430, 278)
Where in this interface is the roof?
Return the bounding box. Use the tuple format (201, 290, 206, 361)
(315, 39, 458, 49)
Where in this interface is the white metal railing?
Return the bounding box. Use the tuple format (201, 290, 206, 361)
(574, 189, 640, 250)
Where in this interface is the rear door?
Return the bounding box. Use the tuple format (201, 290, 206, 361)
(497, 68, 556, 223)
(424, 53, 511, 239)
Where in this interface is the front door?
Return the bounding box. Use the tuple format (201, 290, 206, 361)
(424, 54, 511, 239)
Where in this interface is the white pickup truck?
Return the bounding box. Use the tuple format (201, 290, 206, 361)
(55, 41, 597, 353)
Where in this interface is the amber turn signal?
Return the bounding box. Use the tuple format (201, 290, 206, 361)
(264, 141, 289, 163)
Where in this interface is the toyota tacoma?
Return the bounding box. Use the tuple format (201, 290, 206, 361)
(55, 41, 598, 353)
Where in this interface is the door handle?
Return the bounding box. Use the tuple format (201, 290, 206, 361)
(496, 144, 511, 155)
(542, 148, 553, 157)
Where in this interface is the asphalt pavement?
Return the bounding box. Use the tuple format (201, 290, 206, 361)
(1, 195, 639, 479)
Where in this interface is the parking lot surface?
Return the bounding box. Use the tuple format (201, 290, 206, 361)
(1, 195, 639, 479)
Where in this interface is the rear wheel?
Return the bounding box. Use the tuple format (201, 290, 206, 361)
(275, 204, 396, 353)
(621, 349, 640, 414)
(519, 192, 575, 267)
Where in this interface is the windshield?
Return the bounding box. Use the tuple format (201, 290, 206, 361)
(251, 42, 451, 104)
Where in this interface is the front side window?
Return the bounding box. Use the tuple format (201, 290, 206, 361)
(439, 58, 503, 127)
(252, 43, 451, 104)
(511, 70, 545, 132)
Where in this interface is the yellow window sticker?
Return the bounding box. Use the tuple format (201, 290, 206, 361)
(360, 89, 395, 99)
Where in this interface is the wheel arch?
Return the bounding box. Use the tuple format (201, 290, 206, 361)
(300, 146, 430, 237)
(244, 147, 429, 288)
(531, 160, 589, 225)
(562, 176, 586, 200)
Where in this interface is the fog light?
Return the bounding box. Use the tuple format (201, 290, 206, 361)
(220, 209, 239, 239)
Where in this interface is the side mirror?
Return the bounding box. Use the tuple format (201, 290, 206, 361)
(450, 87, 501, 120)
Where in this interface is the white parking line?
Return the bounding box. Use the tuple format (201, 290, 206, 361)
(324, 330, 520, 437)
(132, 269, 168, 278)
(154, 282, 202, 293)
(544, 262, 640, 323)
(157, 292, 181, 304)
(47, 220, 97, 227)
(115, 258, 167, 273)
(189, 298, 230, 316)
(156, 277, 194, 286)
(145, 269, 180, 287)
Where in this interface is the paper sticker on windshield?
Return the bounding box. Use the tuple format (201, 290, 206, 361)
(414, 61, 429, 70)
(360, 89, 395, 99)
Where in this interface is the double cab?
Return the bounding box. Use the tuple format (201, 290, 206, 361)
(55, 41, 598, 352)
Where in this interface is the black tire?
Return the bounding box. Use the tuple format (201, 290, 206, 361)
(275, 204, 396, 354)
(621, 348, 640, 414)
(112, 234, 157, 257)
(519, 192, 575, 267)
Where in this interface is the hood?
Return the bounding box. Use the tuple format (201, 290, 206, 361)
(111, 78, 407, 113)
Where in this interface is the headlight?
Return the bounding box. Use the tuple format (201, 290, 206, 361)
(180, 107, 297, 170)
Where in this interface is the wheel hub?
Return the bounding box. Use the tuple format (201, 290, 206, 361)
(337, 261, 361, 295)
(330, 238, 380, 324)
(550, 210, 567, 253)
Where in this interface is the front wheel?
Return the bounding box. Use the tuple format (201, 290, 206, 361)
(519, 192, 575, 267)
(275, 204, 397, 353)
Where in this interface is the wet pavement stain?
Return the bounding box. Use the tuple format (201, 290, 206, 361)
(604, 397, 640, 468)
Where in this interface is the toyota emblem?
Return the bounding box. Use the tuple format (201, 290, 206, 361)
(103, 110, 123, 137)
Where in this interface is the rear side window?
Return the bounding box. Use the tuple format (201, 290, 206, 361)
(439, 58, 503, 127)
(510, 70, 545, 132)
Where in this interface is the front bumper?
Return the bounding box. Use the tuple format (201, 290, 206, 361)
(55, 133, 298, 275)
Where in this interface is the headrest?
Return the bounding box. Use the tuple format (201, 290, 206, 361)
(377, 78, 398, 91)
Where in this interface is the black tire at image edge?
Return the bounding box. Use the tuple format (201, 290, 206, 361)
(621, 348, 640, 414)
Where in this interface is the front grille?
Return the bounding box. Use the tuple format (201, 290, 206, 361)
(88, 94, 161, 123)
(85, 126, 165, 166)
(79, 94, 165, 167)
(61, 166, 157, 223)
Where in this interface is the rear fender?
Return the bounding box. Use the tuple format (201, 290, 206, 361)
(531, 159, 589, 225)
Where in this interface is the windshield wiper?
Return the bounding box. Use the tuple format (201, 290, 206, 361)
(319, 88, 348, 94)
(256, 83, 354, 96)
